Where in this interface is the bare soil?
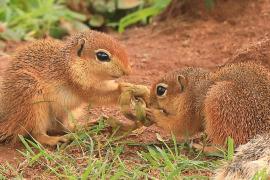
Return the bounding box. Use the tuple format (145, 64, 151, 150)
(0, 0, 270, 171)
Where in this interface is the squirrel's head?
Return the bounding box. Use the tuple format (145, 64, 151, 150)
(65, 30, 131, 87)
(149, 67, 209, 114)
(149, 70, 189, 116)
(149, 68, 209, 136)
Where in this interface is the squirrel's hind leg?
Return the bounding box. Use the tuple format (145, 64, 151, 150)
(34, 134, 68, 146)
(204, 81, 241, 146)
(204, 81, 256, 146)
(48, 104, 86, 135)
(31, 99, 71, 146)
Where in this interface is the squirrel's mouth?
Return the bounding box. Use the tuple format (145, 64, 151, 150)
(110, 75, 121, 79)
(155, 107, 169, 116)
(160, 108, 169, 115)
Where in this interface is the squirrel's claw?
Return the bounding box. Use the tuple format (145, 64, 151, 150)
(35, 134, 71, 146)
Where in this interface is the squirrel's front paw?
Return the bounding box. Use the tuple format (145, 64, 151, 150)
(145, 108, 167, 123)
(118, 82, 134, 92)
(118, 83, 152, 126)
(119, 83, 150, 102)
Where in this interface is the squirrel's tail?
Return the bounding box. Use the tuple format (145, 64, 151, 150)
(214, 134, 270, 180)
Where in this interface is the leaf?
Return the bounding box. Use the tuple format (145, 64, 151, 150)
(0, 0, 8, 7)
(117, 0, 142, 10)
(204, 0, 215, 10)
(49, 26, 68, 39)
(60, 19, 89, 35)
(118, 0, 171, 32)
(63, 9, 87, 21)
(106, 0, 116, 13)
(81, 161, 94, 180)
(106, 21, 119, 28)
(156, 146, 175, 170)
(226, 136, 234, 161)
(134, 100, 146, 121)
(0, 28, 24, 41)
(252, 168, 268, 180)
(89, 14, 105, 27)
(92, 0, 109, 13)
(18, 135, 35, 155)
(156, 133, 164, 142)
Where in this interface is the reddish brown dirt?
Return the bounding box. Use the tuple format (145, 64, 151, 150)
(1, 0, 270, 167)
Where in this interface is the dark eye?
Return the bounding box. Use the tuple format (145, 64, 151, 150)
(96, 51, 110, 62)
(156, 85, 167, 96)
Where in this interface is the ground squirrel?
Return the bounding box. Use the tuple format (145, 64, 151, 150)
(0, 30, 132, 146)
(146, 62, 270, 147)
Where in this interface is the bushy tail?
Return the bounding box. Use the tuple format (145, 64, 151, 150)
(214, 134, 270, 180)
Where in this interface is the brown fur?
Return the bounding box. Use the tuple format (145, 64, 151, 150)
(0, 30, 131, 146)
(148, 62, 270, 146)
(224, 38, 270, 69)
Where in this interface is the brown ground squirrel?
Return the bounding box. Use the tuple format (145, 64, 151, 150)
(0, 30, 132, 146)
(146, 62, 270, 147)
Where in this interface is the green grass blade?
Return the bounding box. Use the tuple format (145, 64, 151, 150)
(226, 136, 234, 161)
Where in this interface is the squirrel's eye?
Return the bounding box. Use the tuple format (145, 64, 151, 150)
(156, 85, 167, 97)
(96, 51, 110, 62)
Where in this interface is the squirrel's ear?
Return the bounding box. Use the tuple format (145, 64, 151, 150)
(77, 38, 85, 57)
(177, 75, 188, 92)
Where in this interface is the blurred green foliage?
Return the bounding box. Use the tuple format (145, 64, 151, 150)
(118, 0, 171, 32)
(204, 0, 215, 10)
(68, 0, 171, 31)
(0, 0, 169, 41)
(67, 0, 148, 28)
(0, 0, 215, 41)
(0, 0, 87, 41)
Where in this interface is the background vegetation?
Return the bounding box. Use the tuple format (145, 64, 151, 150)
(0, 0, 216, 41)
(0, 0, 172, 40)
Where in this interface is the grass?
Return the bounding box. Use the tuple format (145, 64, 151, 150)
(0, 118, 225, 179)
(253, 168, 269, 180)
